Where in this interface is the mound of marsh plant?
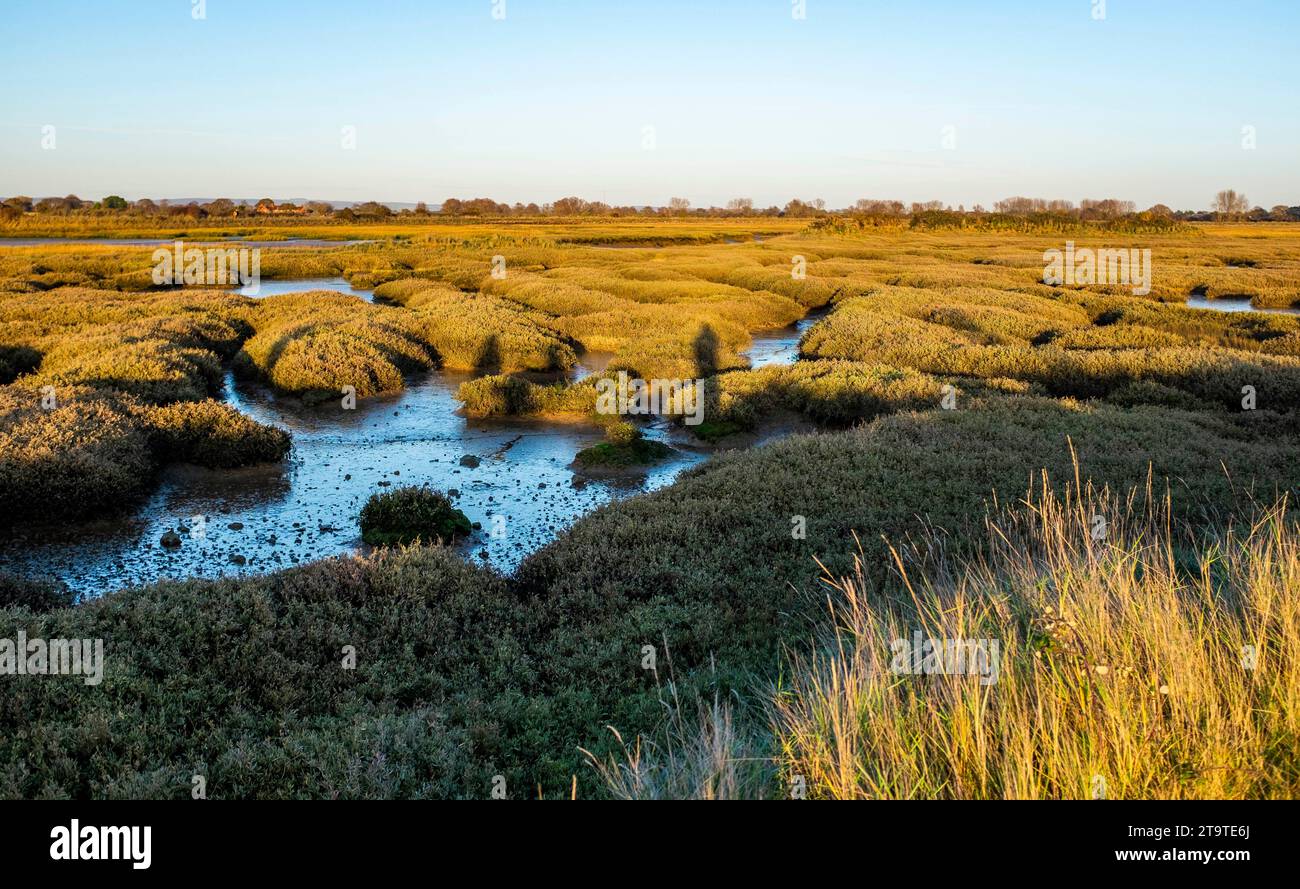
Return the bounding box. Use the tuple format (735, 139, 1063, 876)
(375, 279, 577, 372)
(141, 400, 291, 467)
(457, 373, 602, 418)
(0, 384, 154, 525)
(359, 485, 472, 546)
(704, 359, 945, 429)
(573, 421, 673, 468)
(235, 294, 436, 400)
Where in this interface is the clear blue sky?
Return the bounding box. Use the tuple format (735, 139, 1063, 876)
(2, 0, 1296, 209)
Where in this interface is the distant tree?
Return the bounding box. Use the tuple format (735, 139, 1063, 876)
(1145, 203, 1174, 217)
(726, 198, 753, 213)
(203, 198, 235, 217)
(783, 199, 818, 217)
(668, 197, 691, 215)
(3, 196, 33, 213)
(1270, 205, 1291, 221)
(413, 201, 430, 216)
(1213, 189, 1250, 218)
(305, 201, 333, 215)
(353, 201, 393, 218)
(1080, 199, 1135, 219)
(457, 197, 505, 216)
(853, 199, 905, 216)
(552, 196, 589, 215)
(101, 195, 128, 210)
(994, 196, 1038, 215)
(254, 198, 278, 215)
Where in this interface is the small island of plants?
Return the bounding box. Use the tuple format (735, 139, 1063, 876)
(358, 485, 473, 546)
(573, 421, 673, 468)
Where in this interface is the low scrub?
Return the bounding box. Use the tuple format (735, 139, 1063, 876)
(235, 293, 435, 399)
(3, 399, 1298, 797)
(0, 384, 154, 525)
(457, 373, 601, 418)
(705, 359, 944, 428)
(359, 486, 472, 546)
(574, 422, 673, 467)
(141, 400, 291, 467)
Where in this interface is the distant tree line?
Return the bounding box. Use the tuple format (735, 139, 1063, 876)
(2, 191, 1297, 223)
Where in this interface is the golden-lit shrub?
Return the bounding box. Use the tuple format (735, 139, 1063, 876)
(141, 399, 291, 467)
(235, 293, 436, 398)
(0, 384, 154, 524)
(706, 360, 945, 427)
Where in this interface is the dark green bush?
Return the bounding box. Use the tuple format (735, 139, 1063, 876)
(574, 423, 672, 467)
(359, 486, 472, 546)
(0, 573, 75, 611)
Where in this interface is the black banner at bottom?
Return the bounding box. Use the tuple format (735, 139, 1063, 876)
(0, 801, 1280, 874)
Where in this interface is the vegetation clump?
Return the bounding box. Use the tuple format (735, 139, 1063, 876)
(0, 384, 155, 525)
(573, 421, 673, 468)
(0, 572, 75, 611)
(141, 400, 290, 467)
(358, 486, 472, 546)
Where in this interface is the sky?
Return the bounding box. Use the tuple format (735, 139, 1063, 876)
(1, 0, 1297, 210)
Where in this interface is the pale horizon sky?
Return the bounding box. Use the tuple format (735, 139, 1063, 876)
(2, 0, 1297, 210)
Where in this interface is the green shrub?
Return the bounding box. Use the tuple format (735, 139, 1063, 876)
(574, 423, 673, 467)
(359, 486, 472, 546)
(0, 573, 75, 611)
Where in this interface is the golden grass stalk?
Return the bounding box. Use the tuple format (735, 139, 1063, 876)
(772, 474, 1298, 799)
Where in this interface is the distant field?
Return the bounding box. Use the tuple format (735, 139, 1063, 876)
(0, 215, 808, 243)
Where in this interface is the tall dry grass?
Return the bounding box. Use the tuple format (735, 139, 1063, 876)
(773, 471, 1299, 799)
(585, 465, 1299, 799)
